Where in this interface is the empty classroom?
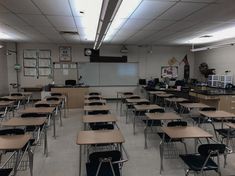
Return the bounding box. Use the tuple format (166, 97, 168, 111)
(1, 0, 235, 176)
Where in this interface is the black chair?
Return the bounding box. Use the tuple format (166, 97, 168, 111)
(88, 97, 101, 100)
(89, 92, 100, 96)
(88, 110, 113, 130)
(50, 93, 62, 96)
(10, 93, 23, 96)
(88, 102, 103, 106)
(65, 80, 76, 86)
(88, 110, 109, 115)
(86, 150, 125, 176)
(46, 97, 59, 101)
(179, 144, 226, 176)
(0, 168, 13, 176)
(35, 103, 50, 108)
(21, 113, 46, 132)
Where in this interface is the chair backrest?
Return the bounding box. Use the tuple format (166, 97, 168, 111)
(35, 103, 50, 108)
(50, 93, 62, 96)
(149, 108, 165, 113)
(0, 98, 10, 101)
(167, 121, 187, 127)
(46, 97, 59, 101)
(129, 96, 140, 99)
(88, 97, 101, 100)
(21, 113, 46, 118)
(198, 144, 226, 157)
(91, 124, 114, 130)
(123, 92, 133, 95)
(201, 107, 216, 111)
(65, 79, 76, 86)
(11, 93, 23, 96)
(89, 150, 121, 163)
(88, 102, 103, 106)
(137, 101, 150, 105)
(88, 110, 109, 115)
(89, 92, 100, 96)
(0, 128, 25, 135)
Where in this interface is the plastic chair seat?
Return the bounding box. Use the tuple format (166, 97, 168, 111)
(179, 154, 218, 171)
(0, 168, 12, 176)
(90, 123, 114, 130)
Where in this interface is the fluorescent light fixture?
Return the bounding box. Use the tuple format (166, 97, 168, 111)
(191, 42, 235, 52)
(0, 45, 4, 48)
(104, 0, 142, 42)
(74, 0, 103, 41)
(0, 32, 11, 40)
(188, 26, 235, 44)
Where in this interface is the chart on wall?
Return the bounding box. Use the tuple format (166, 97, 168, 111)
(79, 62, 139, 86)
(161, 66, 178, 78)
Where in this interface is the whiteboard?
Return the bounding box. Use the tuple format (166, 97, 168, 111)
(79, 62, 138, 86)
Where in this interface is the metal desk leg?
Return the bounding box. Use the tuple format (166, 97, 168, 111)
(79, 145, 82, 176)
(44, 125, 48, 157)
(59, 108, 62, 127)
(53, 113, 56, 139)
(160, 133, 165, 174)
(13, 150, 20, 176)
(144, 122, 148, 149)
(28, 147, 34, 176)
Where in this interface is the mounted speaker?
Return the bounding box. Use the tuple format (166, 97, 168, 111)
(90, 56, 127, 63)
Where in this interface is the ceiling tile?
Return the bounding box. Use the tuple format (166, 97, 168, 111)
(125, 30, 156, 43)
(36, 26, 58, 34)
(159, 2, 207, 20)
(130, 1, 176, 19)
(181, 0, 216, 2)
(0, 4, 9, 13)
(55, 26, 77, 32)
(19, 14, 51, 27)
(0, 13, 28, 27)
(47, 16, 76, 28)
(121, 19, 152, 30)
(142, 19, 175, 31)
(0, 0, 41, 14)
(164, 21, 198, 32)
(32, 0, 72, 16)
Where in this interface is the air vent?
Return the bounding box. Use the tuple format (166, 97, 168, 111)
(200, 35, 213, 38)
(59, 31, 79, 35)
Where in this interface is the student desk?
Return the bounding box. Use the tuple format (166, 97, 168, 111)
(1, 117, 48, 157)
(179, 103, 210, 114)
(83, 105, 111, 115)
(76, 130, 125, 176)
(116, 91, 134, 110)
(160, 126, 213, 174)
(35, 99, 63, 124)
(2, 95, 27, 110)
(133, 104, 163, 134)
(144, 112, 182, 148)
(82, 114, 118, 130)
(0, 134, 32, 176)
(165, 97, 188, 108)
(199, 110, 235, 128)
(148, 91, 166, 103)
(0, 101, 14, 117)
(84, 99, 106, 105)
(155, 93, 174, 106)
(19, 107, 58, 138)
(120, 94, 140, 114)
(125, 98, 149, 124)
(45, 95, 67, 118)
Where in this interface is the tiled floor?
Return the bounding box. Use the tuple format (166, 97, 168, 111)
(14, 102, 235, 176)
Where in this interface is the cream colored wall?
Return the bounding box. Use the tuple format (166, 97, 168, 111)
(194, 45, 235, 82)
(6, 43, 194, 97)
(0, 42, 9, 95)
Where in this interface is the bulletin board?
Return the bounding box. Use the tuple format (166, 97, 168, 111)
(161, 66, 178, 78)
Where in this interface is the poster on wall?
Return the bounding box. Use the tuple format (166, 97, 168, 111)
(59, 46, 72, 62)
(161, 66, 178, 78)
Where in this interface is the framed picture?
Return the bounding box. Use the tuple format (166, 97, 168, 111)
(161, 66, 178, 78)
(59, 46, 72, 62)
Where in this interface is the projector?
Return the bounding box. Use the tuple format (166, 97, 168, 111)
(120, 46, 128, 53)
